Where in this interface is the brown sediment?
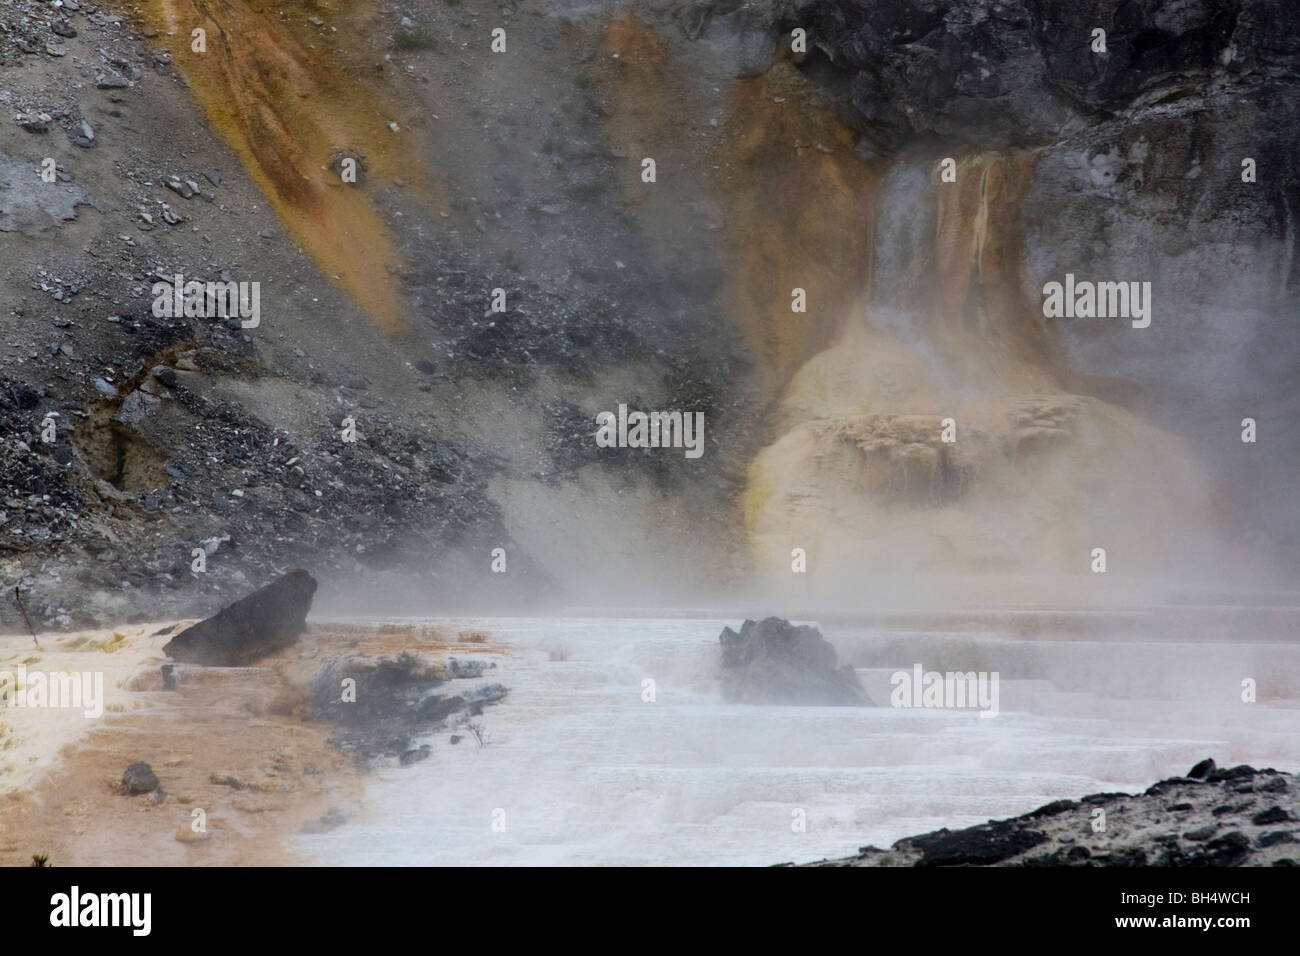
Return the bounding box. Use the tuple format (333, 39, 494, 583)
(934, 153, 1052, 371)
(601, 11, 676, 157)
(0, 622, 505, 866)
(715, 59, 879, 405)
(122, 0, 436, 334)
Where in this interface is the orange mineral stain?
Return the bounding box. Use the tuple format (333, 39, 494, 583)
(127, 0, 434, 334)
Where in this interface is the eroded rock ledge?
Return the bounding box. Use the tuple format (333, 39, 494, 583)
(796, 760, 1298, 867)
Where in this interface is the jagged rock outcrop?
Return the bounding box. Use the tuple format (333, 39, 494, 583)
(800, 759, 1299, 866)
(163, 569, 316, 666)
(308, 651, 506, 763)
(719, 617, 870, 705)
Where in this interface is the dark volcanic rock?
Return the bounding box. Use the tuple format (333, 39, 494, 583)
(1252, 806, 1292, 826)
(163, 569, 316, 666)
(804, 759, 1300, 867)
(298, 806, 350, 835)
(307, 651, 506, 764)
(719, 617, 870, 706)
(121, 761, 158, 795)
(910, 820, 1048, 867)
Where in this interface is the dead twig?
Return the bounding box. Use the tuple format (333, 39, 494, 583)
(14, 587, 41, 650)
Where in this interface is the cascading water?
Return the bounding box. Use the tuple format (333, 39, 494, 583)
(294, 613, 1300, 865)
(741, 146, 1221, 605)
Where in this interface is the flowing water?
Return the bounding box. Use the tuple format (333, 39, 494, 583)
(294, 610, 1300, 866)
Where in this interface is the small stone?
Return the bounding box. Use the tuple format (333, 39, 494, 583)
(1257, 831, 1296, 848)
(1252, 806, 1292, 826)
(399, 745, 431, 765)
(122, 761, 159, 794)
(92, 377, 118, 398)
(160, 662, 181, 690)
(18, 114, 51, 134)
(51, 21, 78, 38)
(298, 807, 349, 834)
(175, 828, 211, 844)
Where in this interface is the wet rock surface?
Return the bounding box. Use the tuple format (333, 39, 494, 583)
(163, 569, 316, 666)
(719, 617, 870, 706)
(307, 651, 506, 765)
(800, 760, 1300, 867)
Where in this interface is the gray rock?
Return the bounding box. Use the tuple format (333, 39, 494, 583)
(0, 152, 92, 235)
(160, 662, 181, 691)
(163, 569, 317, 666)
(91, 377, 118, 398)
(719, 617, 871, 706)
(122, 761, 159, 794)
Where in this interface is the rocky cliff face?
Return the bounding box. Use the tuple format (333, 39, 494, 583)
(1, 0, 1295, 627)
